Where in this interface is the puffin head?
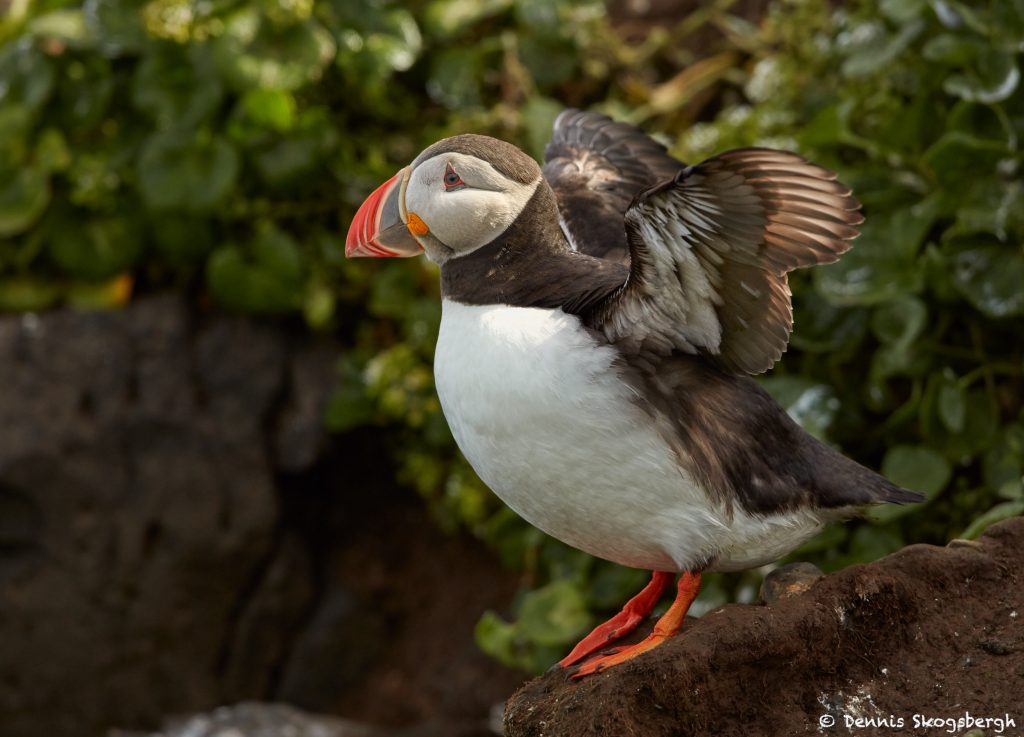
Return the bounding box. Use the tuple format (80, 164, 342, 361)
(346, 134, 543, 264)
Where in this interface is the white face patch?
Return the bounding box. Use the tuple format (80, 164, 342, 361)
(404, 152, 541, 260)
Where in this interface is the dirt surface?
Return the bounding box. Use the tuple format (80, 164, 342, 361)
(505, 518, 1024, 737)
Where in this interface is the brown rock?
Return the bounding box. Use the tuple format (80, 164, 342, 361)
(0, 296, 301, 736)
(504, 518, 1024, 737)
(0, 295, 522, 737)
(759, 561, 824, 605)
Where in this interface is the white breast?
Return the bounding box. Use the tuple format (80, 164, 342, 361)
(434, 300, 824, 572)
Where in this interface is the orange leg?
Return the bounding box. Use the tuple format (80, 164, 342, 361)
(570, 571, 702, 680)
(558, 571, 673, 668)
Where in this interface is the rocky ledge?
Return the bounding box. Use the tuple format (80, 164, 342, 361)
(504, 518, 1023, 737)
(0, 295, 521, 737)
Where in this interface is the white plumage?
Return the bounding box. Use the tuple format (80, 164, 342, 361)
(434, 299, 828, 573)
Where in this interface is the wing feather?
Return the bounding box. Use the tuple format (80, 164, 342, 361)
(543, 109, 685, 263)
(591, 148, 862, 375)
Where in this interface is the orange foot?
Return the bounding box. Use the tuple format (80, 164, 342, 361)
(569, 571, 702, 680)
(557, 571, 673, 669)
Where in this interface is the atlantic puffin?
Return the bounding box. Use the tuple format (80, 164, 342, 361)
(345, 110, 923, 679)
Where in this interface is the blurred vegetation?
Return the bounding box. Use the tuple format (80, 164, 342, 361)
(1, 0, 1022, 674)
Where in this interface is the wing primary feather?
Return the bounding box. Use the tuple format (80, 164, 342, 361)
(589, 145, 862, 375)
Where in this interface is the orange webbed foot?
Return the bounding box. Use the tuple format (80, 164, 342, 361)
(558, 571, 672, 669)
(568, 571, 702, 680)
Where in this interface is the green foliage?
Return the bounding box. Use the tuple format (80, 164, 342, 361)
(477, 580, 592, 673)
(3, 0, 1022, 675)
(0, 0, 606, 313)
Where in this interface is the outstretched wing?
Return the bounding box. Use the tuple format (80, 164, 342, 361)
(589, 148, 862, 375)
(543, 109, 685, 263)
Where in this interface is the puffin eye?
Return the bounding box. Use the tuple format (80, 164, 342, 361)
(443, 163, 465, 191)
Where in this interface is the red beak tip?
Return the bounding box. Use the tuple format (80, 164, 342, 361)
(345, 168, 421, 258)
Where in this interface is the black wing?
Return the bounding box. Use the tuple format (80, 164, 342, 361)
(543, 109, 685, 264)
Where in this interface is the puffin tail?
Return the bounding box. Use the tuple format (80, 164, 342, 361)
(873, 478, 926, 505)
(804, 435, 926, 509)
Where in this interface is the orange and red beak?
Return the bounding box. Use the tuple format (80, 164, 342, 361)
(345, 166, 423, 258)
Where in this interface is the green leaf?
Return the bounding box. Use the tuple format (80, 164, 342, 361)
(0, 105, 31, 169)
(240, 88, 296, 131)
(961, 500, 1024, 539)
(798, 103, 845, 148)
(260, 0, 314, 26)
(27, 9, 96, 48)
(474, 610, 519, 667)
(331, 6, 424, 95)
(83, 0, 150, 55)
(206, 225, 305, 313)
(132, 44, 223, 128)
(948, 242, 1024, 318)
(921, 34, 981, 66)
(938, 381, 966, 433)
(423, 0, 513, 38)
(0, 42, 56, 112)
(65, 274, 132, 309)
(946, 177, 1023, 240)
(790, 294, 868, 354)
(760, 376, 839, 441)
(303, 280, 335, 329)
(323, 356, 378, 433)
(880, 0, 926, 22)
(151, 215, 215, 266)
(867, 343, 917, 398)
(519, 36, 578, 87)
(815, 250, 913, 307)
(870, 296, 927, 348)
(944, 48, 1020, 104)
(427, 47, 484, 110)
(251, 107, 341, 183)
(924, 132, 1009, 192)
(815, 200, 937, 305)
(840, 19, 924, 78)
(47, 211, 143, 280)
(250, 224, 303, 280)
(848, 525, 905, 563)
(983, 439, 1024, 501)
(137, 131, 239, 212)
(35, 128, 72, 173)
(55, 56, 115, 131)
(363, 10, 423, 73)
(921, 384, 999, 459)
(0, 276, 60, 312)
(520, 95, 562, 161)
(587, 564, 651, 611)
(0, 166, 50, 237)
(481, 508, 537, 570)
(212, 10, 336, 92)
(930, 1, 992, 35)
(881, 445, 952, 497)
(516, 580, 590, 647)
